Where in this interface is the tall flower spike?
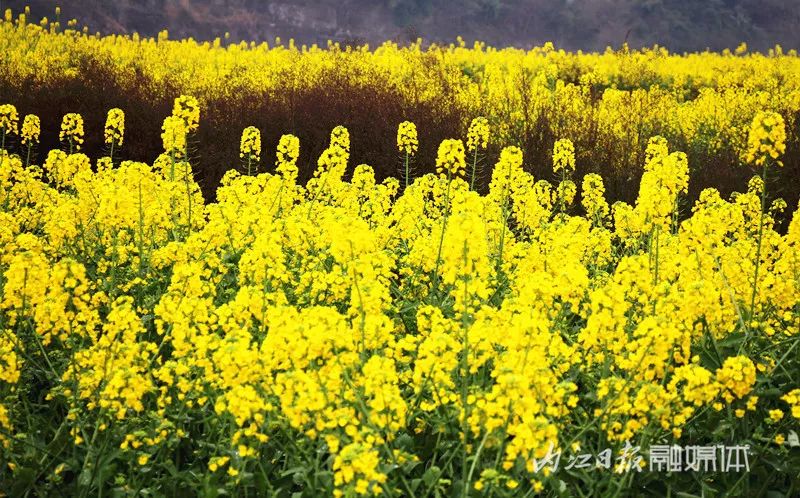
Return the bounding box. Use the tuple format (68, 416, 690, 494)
(436, 139, 466, 178)
(161, 115, 188, 158)
(557, 179, 577, 207)
(104, 108, 125, 148)
(60, 113, 85, 151)
(398, 121, 418, 188)
(466, 116, 489, 152)
(746, 111, 786, 167)
(276, 134, 300, 185)
(21, 114, 40, 145)
(0, 104, 19, 136)
(582, 173, 609, 223)
(397, 121, 418, 156)
(330, 125, 350, 153)
(645, 136, 669, 166)
(240, 126, 261, 162)
(276, 134, 299, 168)
(552, 138, 575, 174)
(172, 95, 200, 132)
(489, 145, 523, 198)
(467, 117, 490, 189)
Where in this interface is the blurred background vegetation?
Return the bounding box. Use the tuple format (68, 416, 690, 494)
(5, 0, 799, 52)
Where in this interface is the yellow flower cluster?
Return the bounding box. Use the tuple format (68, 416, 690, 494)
(21, 114, 40, 145)
(41, 150, 92, 188)
(466, 116, 489, 151)
(59, 112, 84, 151)
(396, 120, 418, 156)
(239, 126, 261, 171)
(715, 356, 757, 402)
(782, 389, 800, 419)
(552, 138, 575, 174)
(276, 133, 300, 182)
(0, 325, 21, 449)
(613, 137, 690, 238)
(331, 125, 350, 153)
(487, 145, 524, 210)
(556, 179, 577, 207)
(172, 95, 200, 132)
(161, 115, 188, 158)
(104, 107, 125, 148)
(582, 173, 609, 223)
(435, 138, 466, 177)
(745, 111, 787, 167)
(64, 297, 155, 419)
(0, 104, 19, 136)
(333, 443, 386, 496)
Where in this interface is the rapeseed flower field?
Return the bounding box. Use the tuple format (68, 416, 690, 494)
(1, 7, 799, 498)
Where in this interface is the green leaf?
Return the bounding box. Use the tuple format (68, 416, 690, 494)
(759, 388, 785, 398)
(787, 430, 799, 448)
(422, 465, 441, 487)
(78, 466, 93, 488)
(10, 467, 37, 496)
(395, 433, 414, 449)
(717, 332, 746, 350)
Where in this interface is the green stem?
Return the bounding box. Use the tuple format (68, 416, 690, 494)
(404, 152, 410, 188)
(432, 170, 453, 296)
(470, 148, 478, 190)
(653, 225, 660, 288)
(182, 145, 192, 237)
(460, 239, 471, 497)
(464, 431, 489, 496)
(349, 242, 367, 356)
(497, 156, 514, 268)
(137, 177, 146, 278)
(750, 161, 769, 319)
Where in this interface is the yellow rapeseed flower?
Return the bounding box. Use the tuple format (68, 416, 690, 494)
(21, 114, 40, 145)
(435, 138, 466, 177)
(397, 121, 418, 156)
(161, 115, 188, 158)
(0, 104, 19, 136)
(553, 138, 575, 174)
(746, 111, 786, 167)
(466, 116, 489, 151)
(104, 108, 125, 148)
(59, 113, 84, 151)
(172, 95, 200, 132)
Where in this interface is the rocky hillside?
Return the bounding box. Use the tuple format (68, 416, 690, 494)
(5, 0, 800, 52)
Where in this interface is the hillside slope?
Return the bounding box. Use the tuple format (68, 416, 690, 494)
(5, 0, 800, 52)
